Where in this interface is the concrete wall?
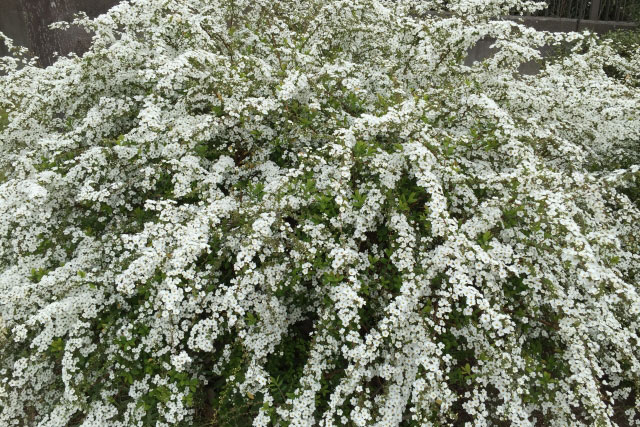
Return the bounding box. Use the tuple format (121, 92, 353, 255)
(465, 16, 637, 74)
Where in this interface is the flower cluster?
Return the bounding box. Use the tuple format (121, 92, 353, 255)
(0, 0, 639, 425)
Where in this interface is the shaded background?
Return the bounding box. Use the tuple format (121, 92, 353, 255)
(0, 0, 117, 66)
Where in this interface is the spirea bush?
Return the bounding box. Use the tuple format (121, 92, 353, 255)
(1, 0, 639, 425)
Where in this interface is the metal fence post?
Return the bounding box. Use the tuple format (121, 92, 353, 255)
(589, 0, 601, 20)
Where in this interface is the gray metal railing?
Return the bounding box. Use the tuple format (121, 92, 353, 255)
(534, 0, 636, 21)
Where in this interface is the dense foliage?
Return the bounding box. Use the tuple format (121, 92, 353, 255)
(601, 3, 640, 86)
(1, 0, 639, 425)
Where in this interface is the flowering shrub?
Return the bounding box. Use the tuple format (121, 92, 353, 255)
(1, 0, 639, 425)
